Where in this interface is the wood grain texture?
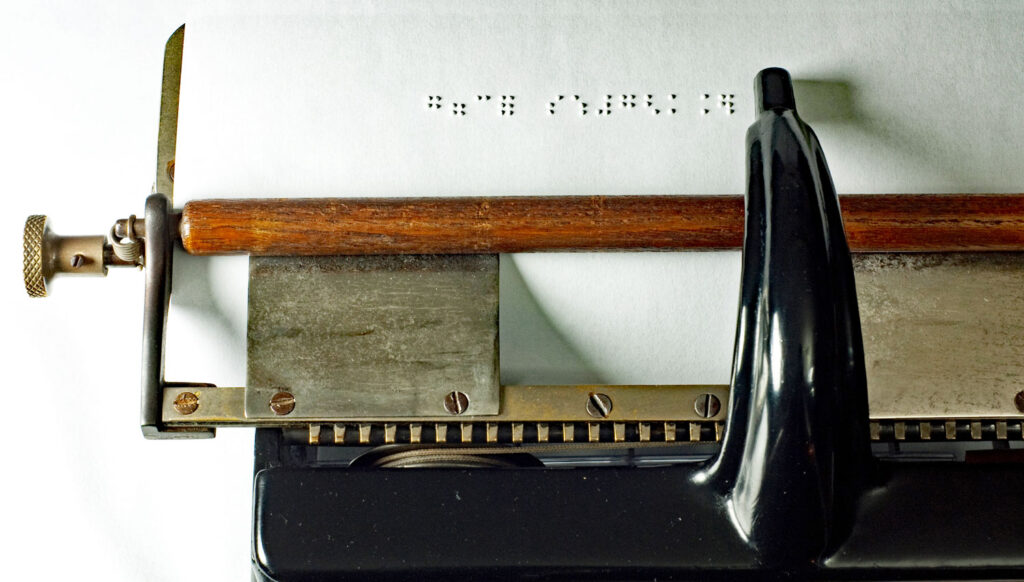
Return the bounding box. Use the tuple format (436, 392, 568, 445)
(180, 194, 1024, 256)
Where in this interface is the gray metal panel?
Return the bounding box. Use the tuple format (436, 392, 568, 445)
(856, 253, 1024, 419)
(246, 255, 499, 418)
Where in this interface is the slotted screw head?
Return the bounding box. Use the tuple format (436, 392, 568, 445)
(444, 391, 469, 415)
(173, 392, 199, 415)
(270, 391, 295, 415)
(695, 393, 721, 418)
(586, 393, 613, 418)
(1015, 390, 1024, 413)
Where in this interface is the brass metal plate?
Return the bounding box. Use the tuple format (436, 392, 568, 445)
(856, 253, 1024, 419)
(161, 384, 1024, 444)
(165, 384, 729, 425)
(245, 255, 500, 419)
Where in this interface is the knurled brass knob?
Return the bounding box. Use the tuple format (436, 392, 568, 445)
(23, 215, 108, 297)
(23, 215, 49, 297)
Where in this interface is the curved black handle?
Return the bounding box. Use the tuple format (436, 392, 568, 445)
(702, 68, 872, 566)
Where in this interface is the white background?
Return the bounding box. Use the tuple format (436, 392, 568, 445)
(2, 2, 1023, 580)
(2, 3, 252, 581)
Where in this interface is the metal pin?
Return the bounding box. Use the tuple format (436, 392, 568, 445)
(537, 423, 549, 443)
(333, 424, 346, 445)
(358, 424, 372, 444)
(945, 420, 957, 440)
(308, 424, 321, 445)
(460, 423, 473, 443)
(639, 422, 651, 442)
(511, 423, 524, 443)
(588, 423, 600, 442)
(689, 422, 701, 442)
(562, 423, 575, 443)
(613, 422, 626, 442)
(996, 421, 1008, 440)
(665, 422, 676, 442)
(714, 422, 724, 442)
(384, 423, 397, 444)
(970, 421, 982, 440)
(894, 422, 906, 441)
(409, 423, 422, 444)
(434, 423, 448, 443)
(919, 422, 931, 440)
(870, 422, 881, 441)
(486, 423, 498, 443)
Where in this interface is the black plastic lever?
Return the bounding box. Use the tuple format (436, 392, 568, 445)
(701, 66, 872, 565)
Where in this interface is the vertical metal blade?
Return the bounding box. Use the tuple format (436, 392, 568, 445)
(155, 25, 184, 205)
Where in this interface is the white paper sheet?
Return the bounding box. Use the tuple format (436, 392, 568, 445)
(169, 0, 1024, 390)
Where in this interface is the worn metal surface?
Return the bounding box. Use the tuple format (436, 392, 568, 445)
(855, 253, 1024, 419)
(165, 384, 729, 425)
(23, 216, 109, 296)
(181, 253, 1024, 426)
(164, 383, 729, 444)
(246, 255, 500, 419)
(869, 418, 1023, 442)
(155, 25, 183, 202)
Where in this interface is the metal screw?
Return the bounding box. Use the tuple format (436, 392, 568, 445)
(695, 393, 721, 418)
(70, 254, 86, 269)
(173, 391, 199, 415)
(1015, 390, 1024, 413)
(444, 391, 469, 415)
(270, 391, 295, 415)
(586, 392, 613, 418)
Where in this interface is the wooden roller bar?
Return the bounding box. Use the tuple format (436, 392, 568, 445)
(179, 194, 1024, 256)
